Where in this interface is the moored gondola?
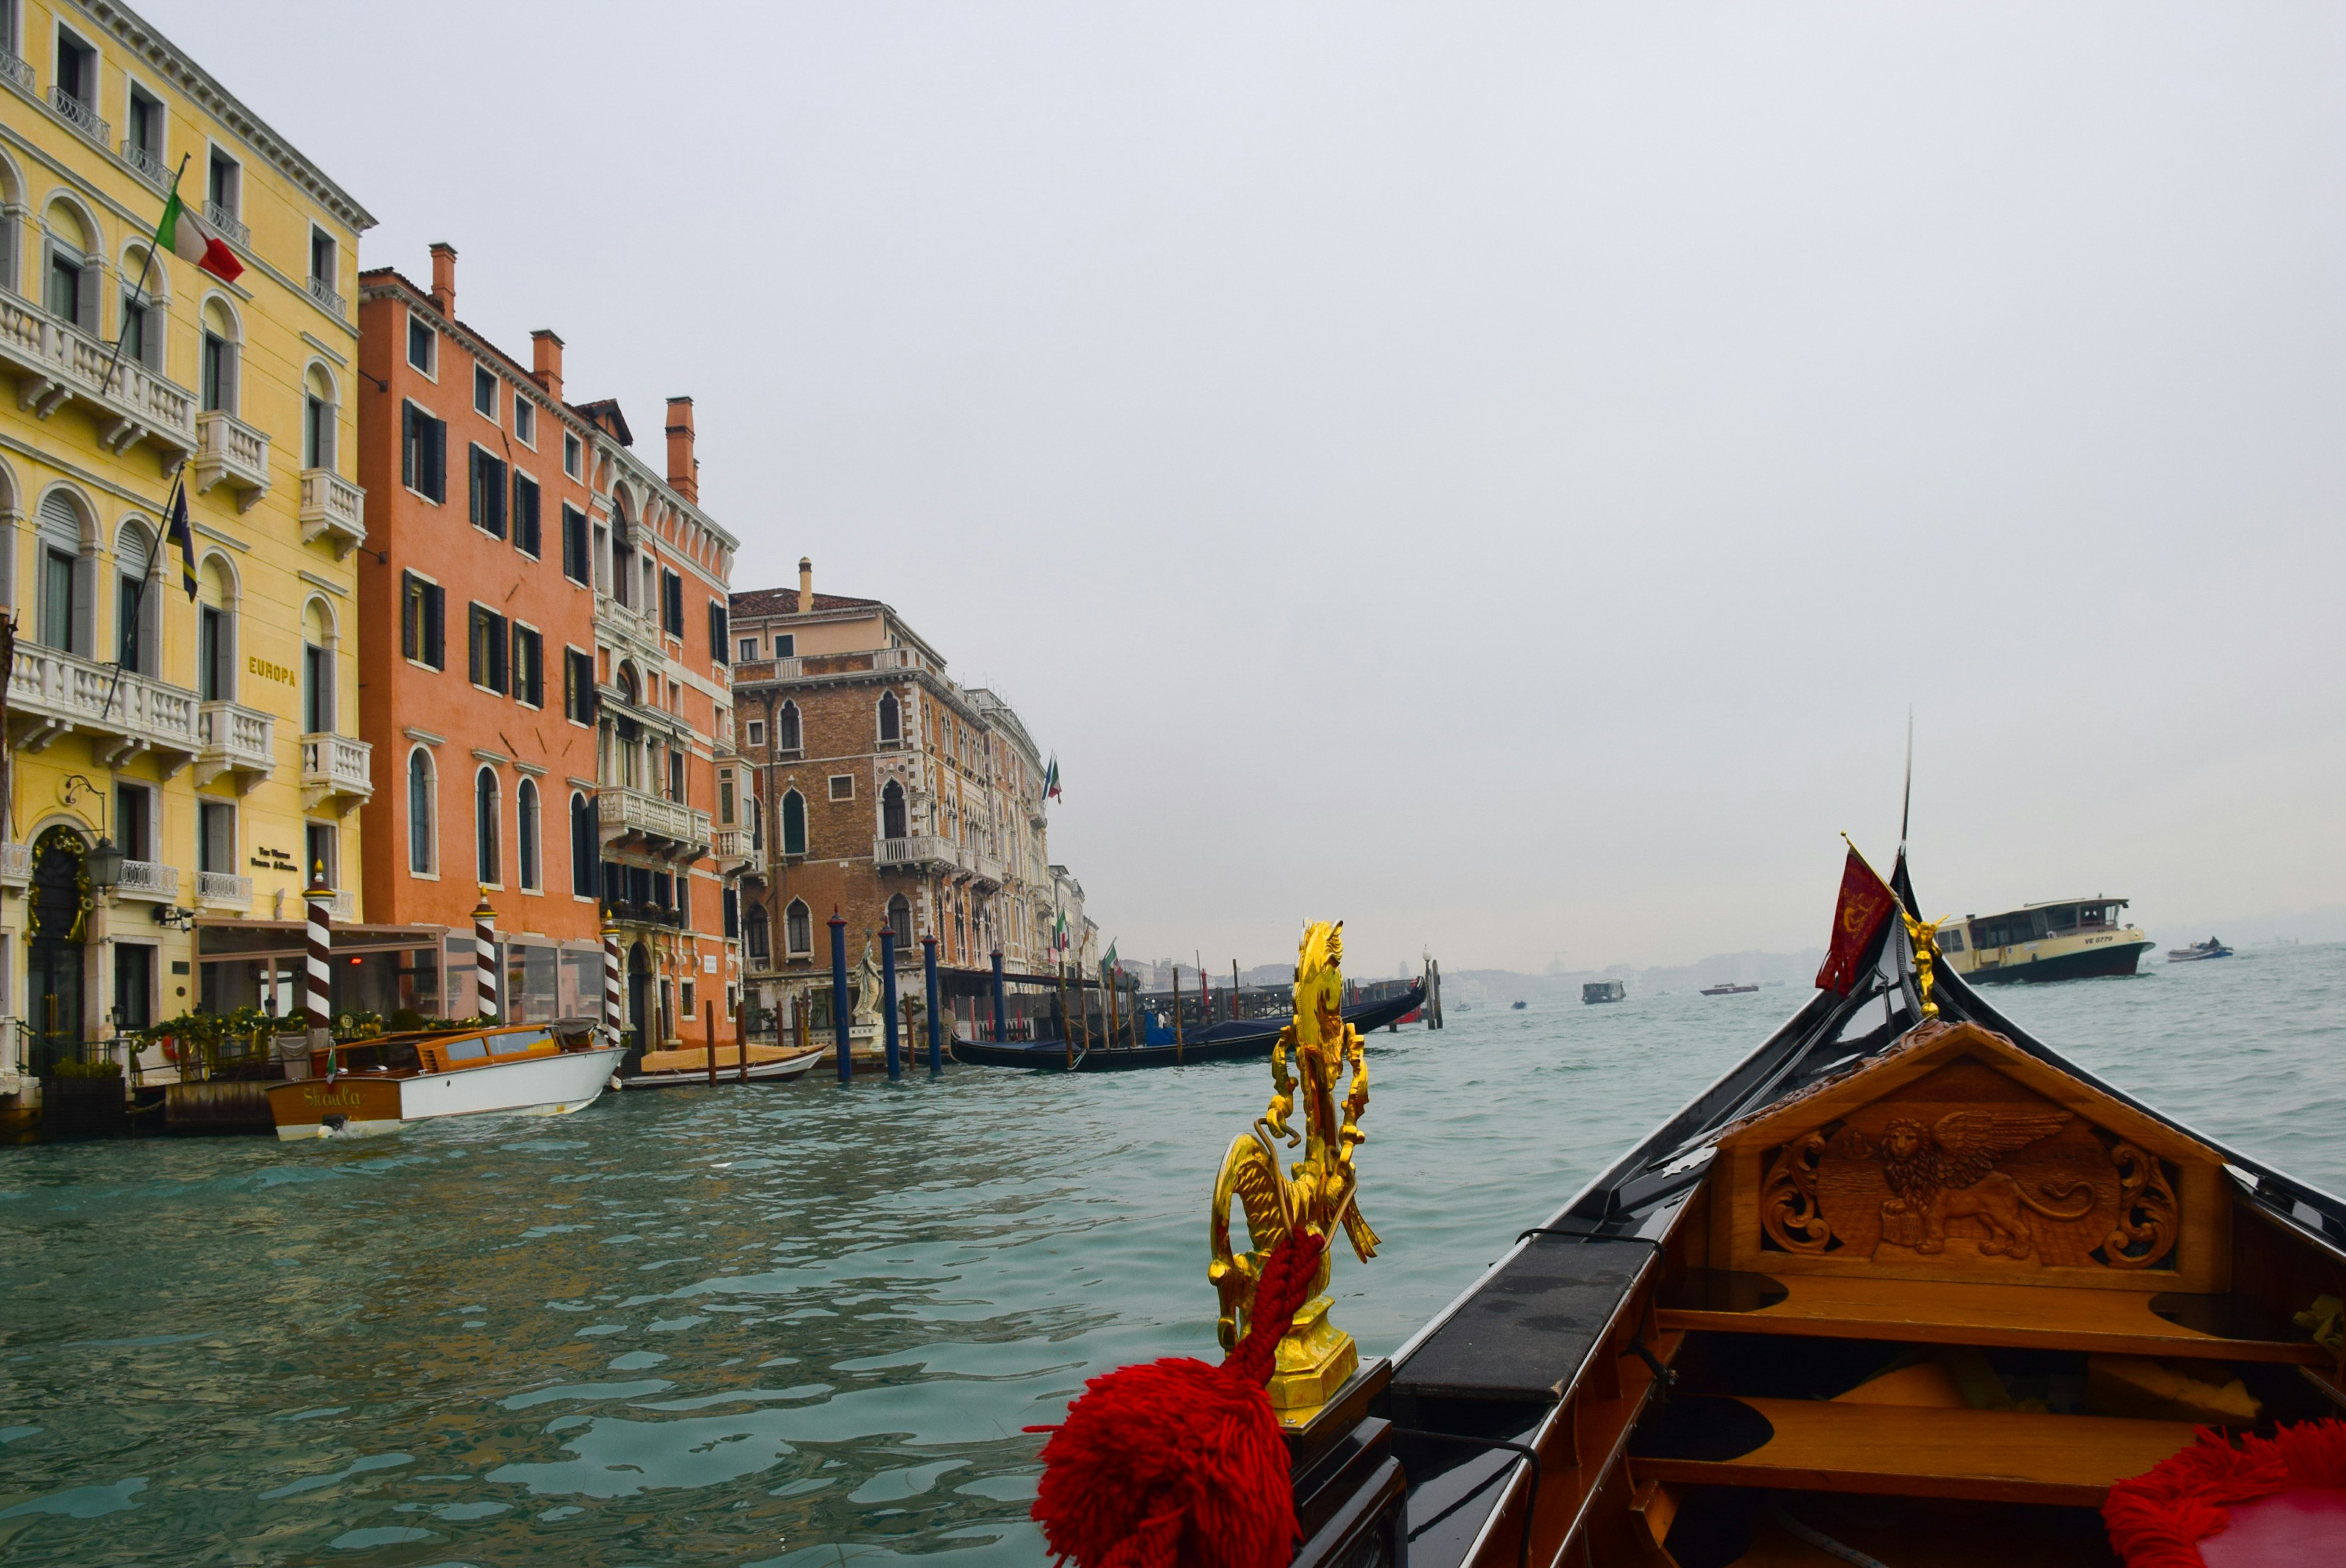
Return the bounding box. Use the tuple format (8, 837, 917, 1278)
(1290, 851, 2346, 1567)
(951, 981, 1425, 1071)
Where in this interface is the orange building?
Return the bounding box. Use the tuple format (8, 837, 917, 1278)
(354, 245, 742, 1035)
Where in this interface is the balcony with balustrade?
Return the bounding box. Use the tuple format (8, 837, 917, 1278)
(204, 201, 250, 252)
(195, 701, 274, 791)
(194, 410, 270, 511)
(299, 469, 365, 558)
(9, 643, 199, 768)
(0, 293, 196, 467)
(305, 274, 346, 318)
(114, 860, 180, 903)
(873, 833, 957, 873)
(196, 870, 251, 910)
(0, 48, 32, 92)
(599, 787, 712, 862)
(121, 139, 169, 188)
(301, 733, 373, 812)
(715, 826, 765, 879)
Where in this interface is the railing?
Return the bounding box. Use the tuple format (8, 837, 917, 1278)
(9, 643, 199, 751)
(203, 200, 249, 250)
(0, 842, 30, 885)
(973, 850, 1005, 888)
(715, 828, 766, 877)
(115, 859, 179, 900)
(196, 699, 274, 785)
(0, 293, 196, 456)
(597, 787, 712, 851)
(301, 732, 373, 798)
(121, 140, 170, 187)
(747, 647, 928, 684)
(194, 410, 270, 508)
(196, 870, 251, 906)
(306, 275, 344, 316)
(50, 86, 109, 144)
(298, 469, 366, 556)
(0, 48, 32, 92)
(326, 889, 357, 922)
(874, 833, 955, 870)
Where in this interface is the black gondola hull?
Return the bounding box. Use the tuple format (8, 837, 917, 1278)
(949, 983, 1425, 1071)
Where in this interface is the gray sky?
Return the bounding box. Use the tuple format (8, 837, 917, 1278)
(157, 2, 2345, 974)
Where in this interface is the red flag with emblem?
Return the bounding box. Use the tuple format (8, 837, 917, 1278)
(1815, 848, 1898, 995)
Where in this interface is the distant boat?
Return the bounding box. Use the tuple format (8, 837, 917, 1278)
(1510, 1000, 1527, 1010)
(1698, 982, 1759, 996)
(951, 983, 1424, 1071)
(2168, 938, 2234, 963)
(1582, 980, 1625, 1005)
(1938, 896, 2155, 983)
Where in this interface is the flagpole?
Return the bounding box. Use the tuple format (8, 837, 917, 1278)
(98, 155, 190, 402)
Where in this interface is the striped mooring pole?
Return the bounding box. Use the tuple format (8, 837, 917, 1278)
(304, 858, 334, 1050)
(473, 891, 499, 1021)
(602, 920, 623, 1041)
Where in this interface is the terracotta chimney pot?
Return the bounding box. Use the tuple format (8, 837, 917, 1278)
(664, 396, 697, 502)
(798, 557, 813, 614)
(428, 242, 456, 316)
(531, 330, 565, 401)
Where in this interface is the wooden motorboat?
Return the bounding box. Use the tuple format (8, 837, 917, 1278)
(2168, 938, 2235, 963)
(951, 983, 1424, 1071)
(1700, 982, 1760, 996)
(1290, 860, 2346, 1568)
(266, 1020, 622, 1140)
(1584, 981, 1626, 1005)
(612, 1041, 825, 1090)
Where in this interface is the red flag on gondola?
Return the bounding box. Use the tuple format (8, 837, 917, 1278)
(1815, 848, 1898, 995)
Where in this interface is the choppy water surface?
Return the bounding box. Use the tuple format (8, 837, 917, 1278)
(2, 944, 2339, 1566)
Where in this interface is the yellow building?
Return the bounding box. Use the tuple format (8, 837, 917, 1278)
(0, 2, 373, 1086)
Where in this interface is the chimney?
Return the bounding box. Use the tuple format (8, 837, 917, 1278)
(428, 242, 457, 316)
(530, 330, 564, 401)
(798, 557, 813, 613)
(663, 396, 698, 502)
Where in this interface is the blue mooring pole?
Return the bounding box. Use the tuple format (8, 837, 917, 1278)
(990, 949, 1006, 1043)
(880, 926, 901, 1080)
(829, 912, 851, 1084)
(923, 935, 941, 1074)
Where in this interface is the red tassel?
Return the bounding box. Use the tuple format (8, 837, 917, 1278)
(1031, 1228, 1331, 1568)
(2104, 1418, 2346, 1566)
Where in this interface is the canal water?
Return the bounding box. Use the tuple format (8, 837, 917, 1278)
(2, 944, 2338, 1566)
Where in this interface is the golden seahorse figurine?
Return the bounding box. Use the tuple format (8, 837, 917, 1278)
(1208, 919, 1381, 1424)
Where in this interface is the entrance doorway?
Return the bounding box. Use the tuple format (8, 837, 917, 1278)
(27, 827, 90, 1073)
(114, 943, 155, 1034)
(627, 943, 651, 1054)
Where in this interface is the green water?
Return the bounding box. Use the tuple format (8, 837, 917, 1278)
(2, 946, 2338, 1566)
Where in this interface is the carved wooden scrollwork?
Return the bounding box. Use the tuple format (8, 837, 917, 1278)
(2099, 1140, 2179, 1270)
(1761, 1128, 1837, 1252)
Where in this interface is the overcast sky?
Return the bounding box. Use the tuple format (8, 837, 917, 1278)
(153, 2, 2345, 974)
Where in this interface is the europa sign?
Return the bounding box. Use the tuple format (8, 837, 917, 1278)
(248, 654, 298, 687)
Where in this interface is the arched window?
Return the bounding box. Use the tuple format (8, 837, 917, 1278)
(113, 520, 159, 675)
(197, 555, 237, 701)
(42, 200, 99, 334)
(516, 778, 541, 891)
(407, 749, 436, 874)
(301, 597, 335, 734)
(746, 904, 771, 963)
(118, 244, 166, 371)
(887, 893, 913, 948)
(200, 297, 240, 415)
(880, 779, 907, 840)
(475, 767, 500, 884)
(35, 489, 93, 655)
(569, 792, 595, 897)
(784, 899, 812, 957)
(303, 363, 338, 471)
(877, 690, 901, 745)
(780, 788, 807, 856)
(775, 701, 801, 753)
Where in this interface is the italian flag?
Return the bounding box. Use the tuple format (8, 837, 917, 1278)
(155, 191, 243, 283)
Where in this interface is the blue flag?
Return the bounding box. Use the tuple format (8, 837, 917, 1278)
(164, 470, 198, 598)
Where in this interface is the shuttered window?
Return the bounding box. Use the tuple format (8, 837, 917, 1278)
(402, 403, 447, 501)
(561, 505, 588, 585)
(469, 447, 507, 538)
(512, 473, 541, 556)
(401, 573, 445, 669)
(468, 604, 508, 693)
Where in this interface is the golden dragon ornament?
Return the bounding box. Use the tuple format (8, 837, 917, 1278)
(1208, 919, 1381, 1421)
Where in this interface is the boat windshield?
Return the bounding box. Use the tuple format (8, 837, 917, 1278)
(444, 1037, 491, 1063)
(2078, 902, 2124, 928)
(329, 1040, 421, 1073)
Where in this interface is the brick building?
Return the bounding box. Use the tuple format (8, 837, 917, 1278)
(728, 563, 1081, 1040)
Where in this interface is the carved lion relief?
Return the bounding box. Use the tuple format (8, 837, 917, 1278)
(1758, 1058, 2179, 1272)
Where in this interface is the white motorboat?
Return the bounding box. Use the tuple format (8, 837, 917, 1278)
(267, 1020, 623, 1140)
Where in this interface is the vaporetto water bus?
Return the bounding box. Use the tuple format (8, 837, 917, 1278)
(1936, 895, 2155, 984)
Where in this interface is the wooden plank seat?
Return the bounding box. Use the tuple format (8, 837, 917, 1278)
(1628, 1395, 2199, 1506)
(1657, 1270, 2329, 1364)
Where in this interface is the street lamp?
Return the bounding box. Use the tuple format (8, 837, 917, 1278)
(57, 774, 123, 888)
